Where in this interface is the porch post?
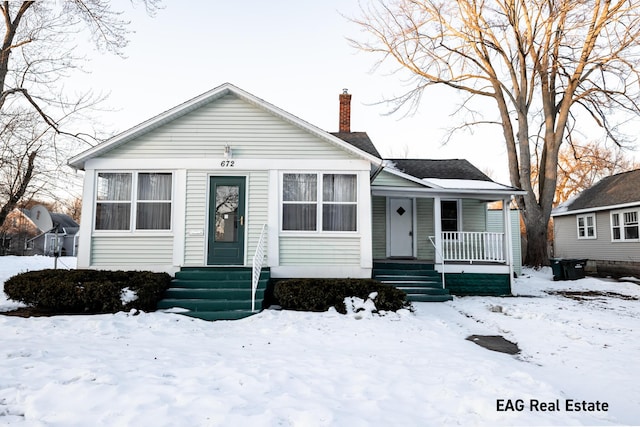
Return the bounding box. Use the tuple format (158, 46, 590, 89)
(502, 198, 514, 284)
(433, 196, 442, 264)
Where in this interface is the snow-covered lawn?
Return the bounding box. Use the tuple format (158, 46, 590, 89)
(1, 256, 638, 426)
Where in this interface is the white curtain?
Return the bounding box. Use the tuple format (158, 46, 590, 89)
(95, 172, 172, 230)
(322, 174, 357, 231)
(283, 174, 318, 231)
(136, 173, 172, 230)
(95, 173, 132, 230)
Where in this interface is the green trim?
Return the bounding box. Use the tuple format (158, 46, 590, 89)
(445, 273, 511, 296)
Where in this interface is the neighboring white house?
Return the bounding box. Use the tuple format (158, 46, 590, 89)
(552, 169, 640, 277)
(68, 83, 524, 297)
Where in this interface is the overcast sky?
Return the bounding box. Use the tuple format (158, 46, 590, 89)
(69, 0, 522, 184)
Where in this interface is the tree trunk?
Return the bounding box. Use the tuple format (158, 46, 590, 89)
(522, 210, 550, 266)
(0, 151, 37, 228)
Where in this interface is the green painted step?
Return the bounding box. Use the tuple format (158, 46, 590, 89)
(175, 270, 269, 281)
(410, 294, 453, 302)
(157, 298, 263, 311)
(178, 310, 257, 321)
(171, 279, 269, 289)
(373, 262, 435, 270)
(397, 286, 450, 295)
(373, 262, 452, 302)
(164, 288, 265, 300)
(376, 274, 442, 283)
(373, 268, 440, 276)
(158, 266, 271, 321)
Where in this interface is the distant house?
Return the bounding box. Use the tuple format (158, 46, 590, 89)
(551, 169, 640, 277)
(0, 208, 79, 257)
(68, 83, 525, 319)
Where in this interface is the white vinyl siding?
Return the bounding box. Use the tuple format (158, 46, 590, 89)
(91, 236, 173, 265)
(371, 196, 387, 258)
(102, 95, 352, 160)
(372, 170, 421, 187)
(279, 236, 360, 265)
(487, 209, 522, 275)
(416, 198, 435, 260)
(462, 199, 487, 231)
(554, 210, 640, 262)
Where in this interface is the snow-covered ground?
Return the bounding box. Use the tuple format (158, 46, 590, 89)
(1, 256, 638, 426)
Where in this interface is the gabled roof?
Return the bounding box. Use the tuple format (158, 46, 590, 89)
(20, 209, 79, 232)
(68, 83, 381, 170)
(552, 169, 640, 216)
(50, 213, 79, 232)
(331, 132, 381, 158)
(387, 159, 493, 181)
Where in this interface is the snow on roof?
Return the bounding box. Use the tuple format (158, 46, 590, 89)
(423, 178, 517, 191)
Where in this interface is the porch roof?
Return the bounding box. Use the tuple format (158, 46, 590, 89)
(374, 159, 525, 200)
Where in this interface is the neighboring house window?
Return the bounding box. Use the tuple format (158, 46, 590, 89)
(576, 213, 596, 239)
(611, 209, 639, 241)
(441, 200, 460, 232)
(95, 172, 172, 231)
(282, 173, 357, 232)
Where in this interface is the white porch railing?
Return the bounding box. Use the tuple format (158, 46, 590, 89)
(441, 231, 506, 262)
(251, 224, 268, 312)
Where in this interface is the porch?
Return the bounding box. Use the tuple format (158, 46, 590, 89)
(370, 192, 519, 296)
(373, 258, 512, 297)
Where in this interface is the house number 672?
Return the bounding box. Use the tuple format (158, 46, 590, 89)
(220, 160, 235, 167)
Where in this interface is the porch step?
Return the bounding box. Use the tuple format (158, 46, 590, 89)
(180, 310, 256, 321)
(374, 275, 442, 286)
(373, 262, 453, 302)
(157, 267, 269, 321)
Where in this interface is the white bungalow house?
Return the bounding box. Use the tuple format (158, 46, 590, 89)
(69, 83, 524, 320)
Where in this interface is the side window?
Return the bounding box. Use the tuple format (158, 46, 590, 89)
(441, 200, 459, 232)
(611, 210, 639, 241)
(577, 213, 596, 239)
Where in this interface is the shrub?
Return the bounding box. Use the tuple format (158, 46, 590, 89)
(3, 269, 171, 314)
(273, 278, 410, 314)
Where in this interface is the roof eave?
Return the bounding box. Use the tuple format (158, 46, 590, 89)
(372, 185, 525, 199)
(551, 200, 640, 217)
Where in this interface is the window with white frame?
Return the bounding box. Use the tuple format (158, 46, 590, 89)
(611, 209, 639, 241)
(576, 213, 596, 239)
(282, 173, 357, 232)
(95, 172, 173, 231)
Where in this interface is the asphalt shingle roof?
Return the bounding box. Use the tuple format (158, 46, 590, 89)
(387, 159, 493, 181)
(561, 169, 640, 212)
(331, 132, 381, 159)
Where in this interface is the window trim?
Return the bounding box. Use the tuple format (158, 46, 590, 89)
(280, 171, 359, 234)
(610, 208, 640, 242)
(94, 171, 174, 234)
(576, 213, 597, 240)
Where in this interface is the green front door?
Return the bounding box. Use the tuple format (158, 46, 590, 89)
(207, 176, 246, 265)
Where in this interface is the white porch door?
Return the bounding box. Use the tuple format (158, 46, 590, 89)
(389, 198, 413, 257)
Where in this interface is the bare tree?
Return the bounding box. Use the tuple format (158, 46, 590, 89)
(533, 140, 640, 206)
(0, 0, 161, 229)
(351, 0, 640, 266)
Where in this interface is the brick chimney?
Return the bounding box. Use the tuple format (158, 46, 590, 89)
(339, 88, 351, 133)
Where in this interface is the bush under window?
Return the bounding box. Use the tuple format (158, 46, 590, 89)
(4, 269, 171, 314)
(273, 278, 410, 314)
